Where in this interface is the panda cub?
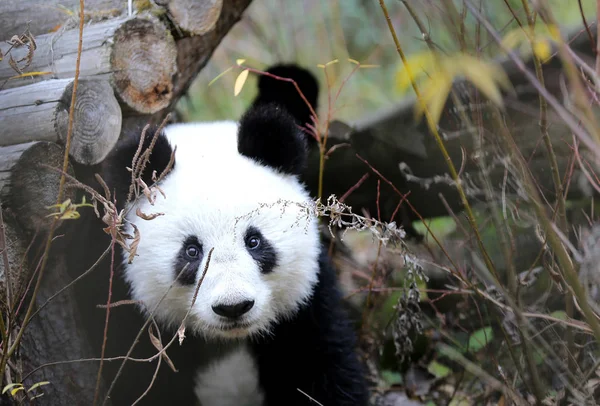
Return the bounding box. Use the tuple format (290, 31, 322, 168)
(104, 66, 369, 406)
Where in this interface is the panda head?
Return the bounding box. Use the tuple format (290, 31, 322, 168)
(108, 104, 320, 340)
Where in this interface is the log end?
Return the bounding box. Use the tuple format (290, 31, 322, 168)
(169, 0, 223, 35)
(55, 79, 123, 165)
(111, 17, 178, 114)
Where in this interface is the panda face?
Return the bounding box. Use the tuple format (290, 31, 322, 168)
(121, 121, 320, 339)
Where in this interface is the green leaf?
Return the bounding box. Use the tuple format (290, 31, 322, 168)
(381, 369, 403, 386)
(427, 360, 451, 379)
(2, 383, 22, 395)
(27, 381, 50, 392)
(550, 310, 568, 321)
(467, 326, 493, 352)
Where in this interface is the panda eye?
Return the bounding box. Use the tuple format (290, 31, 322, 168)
(246, 235, 261, 250)
(185, 244, 201, 259)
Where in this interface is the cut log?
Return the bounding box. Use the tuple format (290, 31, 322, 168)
(110, 16, 178, 113)
(160, 0, 223, 35)
(0, 141, 76, 233)
(0, 0, 126, 39)
(0, 78, 122, 165)
(0, 15, 177, 114)
(142, 0, 254, 127)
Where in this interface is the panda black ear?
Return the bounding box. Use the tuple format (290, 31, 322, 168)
(251, 64, 319, 145)
(101, 125, 175, 208)
(238, 103, 307, 176)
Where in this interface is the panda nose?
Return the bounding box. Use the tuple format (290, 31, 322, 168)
(212, 300, 255, 319)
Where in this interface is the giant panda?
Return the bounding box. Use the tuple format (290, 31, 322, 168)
(85, 65, 369, 405)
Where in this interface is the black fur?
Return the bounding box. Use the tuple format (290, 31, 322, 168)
(244, 226, 278, 274)
(251, 246, 370, 406)
(100, 125, 175, 210)
(174, 235, 204, 285)
(238, 103, 308, 176)
(251, 64, 319, 146)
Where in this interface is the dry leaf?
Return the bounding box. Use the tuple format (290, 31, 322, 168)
(127, 223, 140, 264)
(136, 207, 164, 221)
(148, 325, 177, 372)
(136, 178, 156, 205)
(177, 323, 186, 345)
(8, 35, 25, 46)
(8, 55, 22, 74)
(234, 69, 249, 96)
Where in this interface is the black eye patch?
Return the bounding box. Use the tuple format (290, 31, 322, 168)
(174, 236, 203, 285)
(244, 226, 278, 274)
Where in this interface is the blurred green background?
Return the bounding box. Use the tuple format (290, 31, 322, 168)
(177, 0, 596, 125)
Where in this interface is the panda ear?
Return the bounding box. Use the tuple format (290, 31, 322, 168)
(101, 125, 175, 208)
(251, 64, 319, 146)
(238, 103, 307, 176)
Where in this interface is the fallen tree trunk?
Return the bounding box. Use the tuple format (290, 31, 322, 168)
(0, 141, 75, 233)
(0, 14, 177, 114)
(0, 78, 122, 165)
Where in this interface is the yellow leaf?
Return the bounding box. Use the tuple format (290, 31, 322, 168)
(395, 51, 436, 93)
(9, 71, 52, 80)
(500, 28, 525, 50)
(414, 70, 452, 126)
(234, 69, 249, 96)
(425, 77, 453, 126)
(547, 24, 561, 42)
(236, 58, 246, 66)
(459, 57, 510, 106)
(533, 40, 551, 62)
(10, 386, 24, 396)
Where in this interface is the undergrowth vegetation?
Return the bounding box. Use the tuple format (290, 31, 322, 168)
(180, 0, 600, 405)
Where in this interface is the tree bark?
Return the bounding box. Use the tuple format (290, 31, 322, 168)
(0, 79, 122, 165)
(0, 141, 76, 233)
(0, 14, 178, 115)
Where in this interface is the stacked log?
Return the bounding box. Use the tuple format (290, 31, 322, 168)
(0, 79, 121, 165)
(0, 14, 177, 114)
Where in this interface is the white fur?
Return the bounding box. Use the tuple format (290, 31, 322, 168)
(121, 121, 320, 339)
(194, 345, 264, 406)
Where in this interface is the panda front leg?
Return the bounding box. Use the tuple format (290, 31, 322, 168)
(251, 249, 370, 406)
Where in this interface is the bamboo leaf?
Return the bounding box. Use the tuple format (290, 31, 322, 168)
(27, 381, 50, 392)
(234, 69, 249, 96)
(2, 384, 22, 395)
